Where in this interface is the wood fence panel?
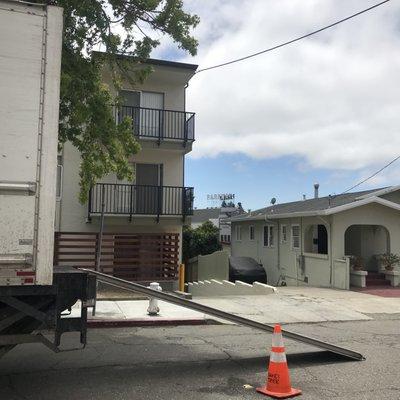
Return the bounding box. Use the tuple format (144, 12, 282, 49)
(54, 232, 179, 281)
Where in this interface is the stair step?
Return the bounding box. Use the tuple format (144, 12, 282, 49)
(366, 279, 391, 286)
(367, 273, 385, 279)
(366, 277, 390, 282)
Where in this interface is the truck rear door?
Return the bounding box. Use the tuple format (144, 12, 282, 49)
(0, 1, 63, 286)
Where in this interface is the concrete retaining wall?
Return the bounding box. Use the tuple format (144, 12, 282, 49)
(187, 250, 229, 282)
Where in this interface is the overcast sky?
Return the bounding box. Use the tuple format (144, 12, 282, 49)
(153, 0, 400, 209)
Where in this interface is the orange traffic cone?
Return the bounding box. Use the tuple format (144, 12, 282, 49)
(257, 324, 302, 398)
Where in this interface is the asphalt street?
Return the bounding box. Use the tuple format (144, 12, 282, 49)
(0, 314, 399, 400)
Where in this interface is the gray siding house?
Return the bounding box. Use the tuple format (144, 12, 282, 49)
(230, 186, 400, 290)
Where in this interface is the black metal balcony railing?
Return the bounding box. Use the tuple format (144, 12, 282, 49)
(118, 106, 195, 143)
(88, 183, 194, 219)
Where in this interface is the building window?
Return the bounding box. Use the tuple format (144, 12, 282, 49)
(263, 225, 274, 247)
(227, 234, 231, 243)
(235, 225, 242, 241)
(281, 225, 287, 243)
(304, 224, 328, 255)
(291, 225, 300, 250)
(249, 225, 255, 241)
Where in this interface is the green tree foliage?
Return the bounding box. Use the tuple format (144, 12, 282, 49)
(183, 221, 222, 262)
(34, 0, 199, 202)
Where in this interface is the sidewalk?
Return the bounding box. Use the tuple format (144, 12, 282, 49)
(72, 286, 400, 328)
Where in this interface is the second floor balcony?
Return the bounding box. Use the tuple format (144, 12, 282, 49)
(88, 183, 194, 220)
(117, 106, 195, 145)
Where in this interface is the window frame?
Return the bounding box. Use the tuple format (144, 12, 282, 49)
(281, 224, 287, 244)
(235, 225, 242, 242)
(263, 225, 275, 248)
(291, 224, 300, 250)
(249, 225, 255, 241)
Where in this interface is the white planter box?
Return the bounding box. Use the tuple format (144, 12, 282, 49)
(350, 270, 368, 288)
(384, 270, 400, 287)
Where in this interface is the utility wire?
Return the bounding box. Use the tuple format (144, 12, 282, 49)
(196, 0, 391, 74)
(340, 154, 400, 195)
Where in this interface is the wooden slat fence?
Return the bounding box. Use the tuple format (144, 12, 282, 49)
(54, 232, 180, 281)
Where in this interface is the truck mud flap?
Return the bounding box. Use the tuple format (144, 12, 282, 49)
(82, 269, 365, 361)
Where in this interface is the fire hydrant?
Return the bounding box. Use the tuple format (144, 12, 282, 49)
(147, 282, 162, 316)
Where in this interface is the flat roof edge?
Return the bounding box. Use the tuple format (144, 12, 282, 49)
(92, 51, 198, 71)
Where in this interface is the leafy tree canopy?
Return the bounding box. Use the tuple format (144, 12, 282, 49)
(183, 221, 222, 262)
(34, 0, 199, 202)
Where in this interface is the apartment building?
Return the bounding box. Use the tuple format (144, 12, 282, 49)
(55, 55, 197, 289)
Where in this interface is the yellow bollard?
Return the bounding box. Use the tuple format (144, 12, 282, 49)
(178, 263, 185, 292)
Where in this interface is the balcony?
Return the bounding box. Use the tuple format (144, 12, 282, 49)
(118, 106, 195, 144)
(88, 183, 194, 219)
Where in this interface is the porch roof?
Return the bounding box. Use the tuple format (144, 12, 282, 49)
(230, 186, 400, 221)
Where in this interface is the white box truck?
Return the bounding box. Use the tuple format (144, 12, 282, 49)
(0, 0, 95, 357)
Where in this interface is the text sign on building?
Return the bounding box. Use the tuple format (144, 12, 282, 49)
(207, 193, 235, 201)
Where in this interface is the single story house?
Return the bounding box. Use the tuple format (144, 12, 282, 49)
(230, 185, 400, 290)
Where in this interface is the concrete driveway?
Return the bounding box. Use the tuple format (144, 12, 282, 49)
(195, 286, 400, 324)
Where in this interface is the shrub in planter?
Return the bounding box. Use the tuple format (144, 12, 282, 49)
(350, 256, 364, 271)
(379, 253, 400, 271)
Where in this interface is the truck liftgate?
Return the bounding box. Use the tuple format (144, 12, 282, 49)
(83, 269, 365, 362)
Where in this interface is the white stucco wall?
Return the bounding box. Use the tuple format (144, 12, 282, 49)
(101, 63, 189, 112)
(231, 215, 332, 288)
(331, 203, 400, 272)
(231, 200, 400, 289)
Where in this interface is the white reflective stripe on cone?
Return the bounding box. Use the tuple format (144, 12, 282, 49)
(272, 332, 284, 348)
(270, 351, 287, 363)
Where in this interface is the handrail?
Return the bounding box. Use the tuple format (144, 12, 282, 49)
(91, 182, 194, 190)
(88, 183, 194, 217)
(117, 105, 195, 143)
(119, 104, 195, 115)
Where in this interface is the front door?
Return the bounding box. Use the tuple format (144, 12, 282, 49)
(135, 163, 161, 214)
(317, 224, 328, 254)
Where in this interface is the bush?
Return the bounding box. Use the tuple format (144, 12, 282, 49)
(183, 221, 222, 262)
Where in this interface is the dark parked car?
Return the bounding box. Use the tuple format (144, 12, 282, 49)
(229, 256, 267, 284)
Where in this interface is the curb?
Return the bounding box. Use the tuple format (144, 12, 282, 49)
(87, 318, 217, 329)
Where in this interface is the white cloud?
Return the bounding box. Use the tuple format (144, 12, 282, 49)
(168, 0, 400, 173)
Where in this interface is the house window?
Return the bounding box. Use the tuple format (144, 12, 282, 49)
(281, 225, 287, 243)
(263, 225, 274, 247)
(292, 225, 300, 250)
(304, 224, 328, 255)
(249, 225, 255, 241)
(235, 225, 242, 241)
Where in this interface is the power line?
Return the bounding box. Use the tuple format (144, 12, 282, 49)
(340, 154, 400, 195)
(196, 0, 391, 74)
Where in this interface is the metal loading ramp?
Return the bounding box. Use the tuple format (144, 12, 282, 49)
(83, 269, 365, 361)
